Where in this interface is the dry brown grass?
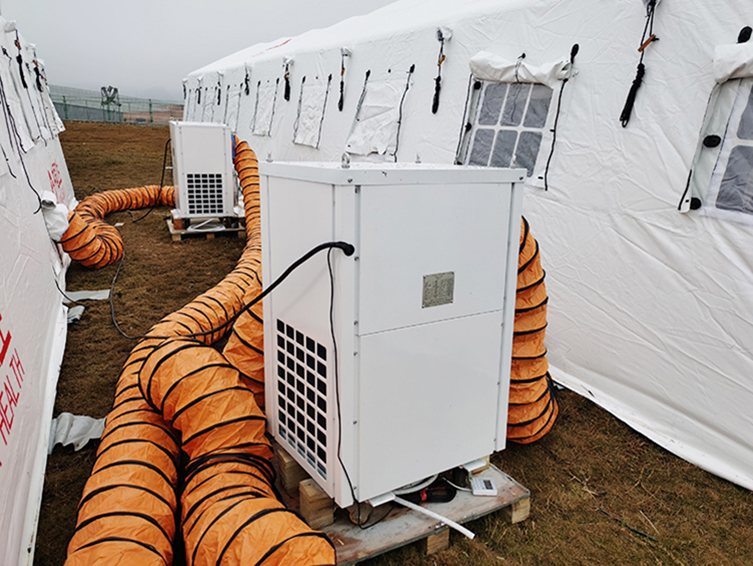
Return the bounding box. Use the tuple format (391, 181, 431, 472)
(35, 122, 753, 566)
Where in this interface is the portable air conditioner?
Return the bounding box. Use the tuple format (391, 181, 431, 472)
(261, 162, 525, 508)
(170, 121, 237, 218)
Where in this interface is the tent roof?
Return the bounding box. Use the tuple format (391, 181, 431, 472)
(189, 0, 536, 75)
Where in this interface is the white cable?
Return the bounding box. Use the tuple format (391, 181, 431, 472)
(186, 218, 225, 232)
(393, 474, 438, 496)
(392, 496, 475, 540)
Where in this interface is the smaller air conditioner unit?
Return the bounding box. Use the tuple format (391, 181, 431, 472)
(170, 121, 237, 219)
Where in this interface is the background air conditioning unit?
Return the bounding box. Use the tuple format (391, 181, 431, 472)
(261, 162, 525, 508)
(170, 121, 237, 219)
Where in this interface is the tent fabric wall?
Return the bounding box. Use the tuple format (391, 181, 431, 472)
(0, 16, 75, 566)
(185, 0, 753, 490)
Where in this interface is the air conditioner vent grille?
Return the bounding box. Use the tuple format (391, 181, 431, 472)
(276, 319, 328, 479)
(186, 172, 224, 215)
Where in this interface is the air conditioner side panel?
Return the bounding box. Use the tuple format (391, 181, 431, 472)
(263, 176, 342, 497)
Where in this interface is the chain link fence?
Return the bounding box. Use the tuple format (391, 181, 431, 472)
(49, 85, 184, 124)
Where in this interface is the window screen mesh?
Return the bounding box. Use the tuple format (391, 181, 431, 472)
(712, 81, 753, 216)
(716, 146, 753, 214)
(465, 81, 553, 177)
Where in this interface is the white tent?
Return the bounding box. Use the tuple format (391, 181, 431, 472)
(186, 0, 753, 490)
(0, 17, 75, 566)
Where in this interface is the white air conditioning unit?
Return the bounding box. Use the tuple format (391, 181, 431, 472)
(170, 121, 237, 219)
(261, 162, 525, 508)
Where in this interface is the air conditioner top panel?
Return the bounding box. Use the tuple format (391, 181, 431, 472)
(260, 161, 526, 186)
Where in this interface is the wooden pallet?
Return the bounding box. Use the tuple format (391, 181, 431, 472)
(272, 447, 530, 564)
(166, 217, 245, 242)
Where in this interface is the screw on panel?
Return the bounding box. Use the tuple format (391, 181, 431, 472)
(353, 420, 358, 425)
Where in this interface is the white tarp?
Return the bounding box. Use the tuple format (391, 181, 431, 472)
(187, 0, 753, 492)
(293, 78, 330, 148)
(0, 17, 73, 566)
(47, 413, 105, 454)
(346, 76, 410, 156)
(252, 79, 279, 137)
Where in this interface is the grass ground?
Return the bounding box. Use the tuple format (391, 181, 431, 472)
(35, 121, 753, 566)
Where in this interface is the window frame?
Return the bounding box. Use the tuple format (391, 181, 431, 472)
(685, 77, 753, 224)
(456, 76, 559, 188)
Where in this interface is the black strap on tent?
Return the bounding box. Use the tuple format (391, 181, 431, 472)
(620, 0, 658, 127)
(14, 33, 27, 90)
(432, 29, 448, 114)
(284, 62, 292, 101)
(244, 66, 250, 95)
(32, 64, 43, 92)
(393, 64, 416, 162)
(543, 44, 579, 190)
(338, 50, 347, 111)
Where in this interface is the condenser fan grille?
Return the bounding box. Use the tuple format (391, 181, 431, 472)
(275, 318, 328, 479)
(186, 172, 224, 214)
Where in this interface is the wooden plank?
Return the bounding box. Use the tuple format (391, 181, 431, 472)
(166, 218, 244, 241)
(323, 466, 529, 565)
(502, 496, 530, 524)
(300, 479, 335, 530)
(277, 446, 309, 495)
(422, 527, 450, 555)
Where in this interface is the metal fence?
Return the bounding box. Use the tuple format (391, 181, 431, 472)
(49, 85, 183, 125)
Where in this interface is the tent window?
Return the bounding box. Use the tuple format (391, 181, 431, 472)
(464, 81, 553, 177)
(737, 88, 753, 138)
(695, 78, 753, 219)
(716, 146, 753, 213)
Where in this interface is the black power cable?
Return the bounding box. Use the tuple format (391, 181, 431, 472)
(543, 44, 579, 191)
(130, 138, 171, 223)
(327, 248, 397, 530)
(110, 241, 355, 342)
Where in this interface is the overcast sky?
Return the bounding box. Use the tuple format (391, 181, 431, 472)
(0, 0, 395, 101)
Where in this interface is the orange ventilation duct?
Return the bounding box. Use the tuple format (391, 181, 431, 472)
(507, 217, 558, 443)
(60, 185, 175, 269)
(64, 140, 333, 566)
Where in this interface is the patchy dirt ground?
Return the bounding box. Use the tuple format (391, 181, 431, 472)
(36, 121, 753, 566)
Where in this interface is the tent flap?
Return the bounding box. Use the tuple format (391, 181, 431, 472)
(714, 43, 753, 83)
(469, 51, 574, 89)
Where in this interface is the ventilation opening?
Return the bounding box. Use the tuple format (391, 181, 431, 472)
(186, 172, 224, 215)
(275, 318, 328, 479)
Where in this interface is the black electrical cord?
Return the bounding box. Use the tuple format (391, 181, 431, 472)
(110, 241, 355, 341)
(543, 44, 579, 191)
(327, 248, 394, 531)
(130, 138, 171, 223)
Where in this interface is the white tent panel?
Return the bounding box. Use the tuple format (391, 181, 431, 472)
(0, 17, 73, 566)
(187, 0, 753, 491)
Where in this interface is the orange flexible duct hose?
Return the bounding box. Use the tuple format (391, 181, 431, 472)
(65, 141, 333, 566)
(138, 337, 334, 565)
(60, 185, 175, 269)
(507, 217, 558, 444)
